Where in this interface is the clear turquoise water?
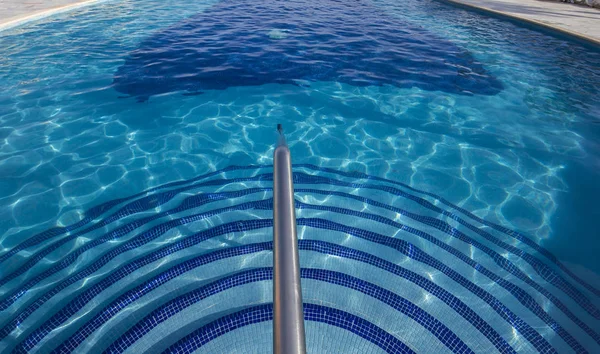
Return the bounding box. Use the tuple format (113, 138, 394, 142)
(1, 0, 598, 273)
(0, 0, 600, 352)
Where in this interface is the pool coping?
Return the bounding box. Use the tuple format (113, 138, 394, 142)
(2, 0, 600, 50)
(436, 0, 600, 49)
(0, 0, 105, 33)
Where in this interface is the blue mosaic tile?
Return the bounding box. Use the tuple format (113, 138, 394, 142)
(14, 244, 273, 353)
(294, 164, 600, 299)
(5, 205, 584, 352)
(297, 218, 560, 353)
(2, 164, 597, 354)
(4, 163, 595, 303)
(293, 190, 600, 344)
(99, 267, 470, 354)
(7, 201, 589, 351)
(14, 240, 515, 354)
(0, 175, 272, 291)
(301, 268, 474, 354)
(299, 240, 516, 354)
(0, 165, 270, 267)
(292, 172, 600, 321)
(0, 214, 273, 341)
(162, 303, 414, 354)
(47, 258, 272, 353)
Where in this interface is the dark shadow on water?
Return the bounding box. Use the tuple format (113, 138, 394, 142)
(113, 0, 503, 101)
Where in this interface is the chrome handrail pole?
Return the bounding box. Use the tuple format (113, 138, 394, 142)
(273, 124, 306, 354)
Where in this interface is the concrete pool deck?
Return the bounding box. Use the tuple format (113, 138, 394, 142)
(0, 0, 102, 32)
(0, 0, 599, 46)
(441, 0, 600, 46)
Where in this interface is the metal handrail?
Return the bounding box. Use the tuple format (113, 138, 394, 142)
(273, 124, 307, 354)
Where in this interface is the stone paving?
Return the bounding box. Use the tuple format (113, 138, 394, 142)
(0, 0, 599, 44)
(0, 0, 98, 30)
(440, 0, 600, 44)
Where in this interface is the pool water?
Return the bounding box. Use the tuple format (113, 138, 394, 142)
(0, 0, 599, 352)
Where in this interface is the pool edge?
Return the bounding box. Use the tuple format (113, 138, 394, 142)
(435, 0, 600, 50)
(0, 0, 108, 33)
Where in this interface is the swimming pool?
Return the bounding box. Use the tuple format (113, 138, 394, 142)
(0, 0, 599, 352)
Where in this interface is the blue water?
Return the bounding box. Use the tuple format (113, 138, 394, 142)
(1, 0, 600, 352)
(113, 0, 503, 101)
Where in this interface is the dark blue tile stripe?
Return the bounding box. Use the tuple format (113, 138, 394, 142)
(6, 163, 595, 301)
(300, 240, 516, 354)
(15, 240, 515, 354)
(1, 164, 594, 353)
(297, 218, 558, 353)
(292, 172, 600, 319)
(4, 199, 576, 351)
(99, 267, 467, 354)
(0, 175, 272, 287)
(3, 192, 589, 351)
(0, 165, 269, 265)
(294, 164, 600, 298)
(0, 201, 272, 340)
(5, 164, 600, 304)
(302, 268, 474, 354)
(0, 187, 271, 307)
(17, 245, 274, 354)
(7, 169, 594, 327)
(161, 303, 414, 354)
(294, 192, 600, 344)
(30, 207, 554, 354)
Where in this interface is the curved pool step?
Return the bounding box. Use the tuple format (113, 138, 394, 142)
(2, 164, 596, 304)
(9, 240, 512, 353)
(166, 303, 415, 354)
(0, 165, 598, 353)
